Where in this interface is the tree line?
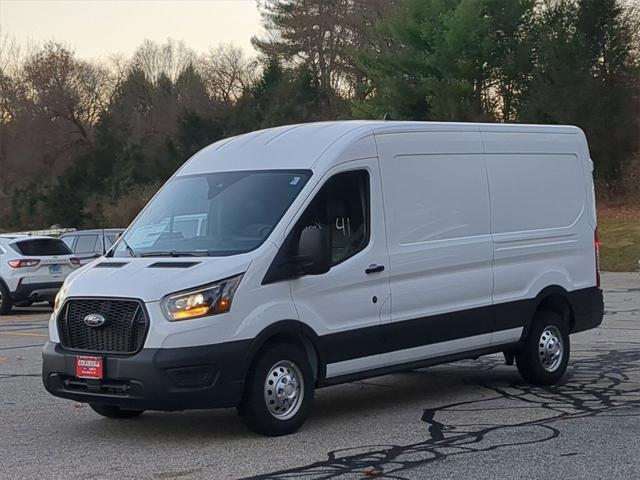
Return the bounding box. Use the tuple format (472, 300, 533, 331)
(0, 0, 638, 230)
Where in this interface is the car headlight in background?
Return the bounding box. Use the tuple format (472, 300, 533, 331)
(161, 274, 243, 321)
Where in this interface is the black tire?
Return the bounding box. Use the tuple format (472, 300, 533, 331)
(89, 403, 144, 419)
(516, 310, 570, 386)
(238, 342, 314, 436)
(0, 282, 13, 316)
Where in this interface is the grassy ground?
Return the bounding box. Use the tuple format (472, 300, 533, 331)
(599, 205, 640, 272)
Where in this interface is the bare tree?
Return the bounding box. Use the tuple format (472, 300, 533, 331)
(131, 39, 197, 84)
(199, 43, 257, 102)
(22, 42, 114, 145)
(0, 34, 36, 79)
(0, 34, 34, 124)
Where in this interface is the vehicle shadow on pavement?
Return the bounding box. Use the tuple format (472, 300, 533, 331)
(62, 356, 511, 443)
(66, 406, 250, 441)
(244, 347, 640, 480)
(9, 306, 52, 316)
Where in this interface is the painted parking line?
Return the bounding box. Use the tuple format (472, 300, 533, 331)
(0, 316, 50, 322)
(0, 331, 48, 338)
(0, 344, 45, 351)
(0, 324, 49, 330)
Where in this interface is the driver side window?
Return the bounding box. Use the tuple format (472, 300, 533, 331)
(296, 170, 370, 266)
(263, 169, 371, 284)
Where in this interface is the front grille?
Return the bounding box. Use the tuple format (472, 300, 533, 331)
(58, 298, 149, 354)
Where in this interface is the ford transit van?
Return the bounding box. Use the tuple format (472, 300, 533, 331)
(43, 121, 604, 436)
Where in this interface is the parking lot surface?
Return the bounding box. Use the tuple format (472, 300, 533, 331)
(1, 273, 639, 479)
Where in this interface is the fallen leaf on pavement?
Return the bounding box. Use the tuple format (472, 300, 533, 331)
(364, 466, 384, 476)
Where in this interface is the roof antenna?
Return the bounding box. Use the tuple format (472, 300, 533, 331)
(382, 112, 391, 121)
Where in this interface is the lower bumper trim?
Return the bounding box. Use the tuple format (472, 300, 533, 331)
(569, 286, 604, 333)
(42, 341, 249, 411)
(11, 281, 62, 302)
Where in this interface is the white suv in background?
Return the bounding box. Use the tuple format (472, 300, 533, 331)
(0, 235, 80, 314)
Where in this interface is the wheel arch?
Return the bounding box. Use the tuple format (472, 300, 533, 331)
(531, 285, 575, 334)
(244, 320, 325, 384)
(0, 276, 12, 300)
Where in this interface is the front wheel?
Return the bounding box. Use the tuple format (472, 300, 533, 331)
(516, 310, 570, 385)
(238, 343, 314, 436)
(89, 403, 144, 419)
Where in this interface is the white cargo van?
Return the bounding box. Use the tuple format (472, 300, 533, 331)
(43, 121, 604, 435)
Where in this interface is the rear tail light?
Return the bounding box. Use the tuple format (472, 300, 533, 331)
(594, 228, 601, 288)
(8, 259, 41, 268)
(70, 257, 81, 266)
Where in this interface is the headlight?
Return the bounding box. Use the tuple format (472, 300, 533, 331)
(161, 274, 243, 321)
(53, 283, 68, 315)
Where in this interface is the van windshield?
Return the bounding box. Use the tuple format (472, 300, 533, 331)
(112, 170, 311, 257)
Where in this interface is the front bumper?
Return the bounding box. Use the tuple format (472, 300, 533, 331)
(11, 281, 62, 302)
(42, 340, 250, 411)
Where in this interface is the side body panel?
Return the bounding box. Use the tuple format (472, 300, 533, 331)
(370, 131, 499, 371)
(376, 131, 493, 320)
(482, 130, 596, 307)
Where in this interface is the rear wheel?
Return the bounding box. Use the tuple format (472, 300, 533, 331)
(516, 310, 570, 385)
(0, 282, 13, 315)
(89, 403, 144, 419)
(238, 343, 314, 436)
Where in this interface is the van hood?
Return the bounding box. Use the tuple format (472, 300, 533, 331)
(62, 255, 253, 303)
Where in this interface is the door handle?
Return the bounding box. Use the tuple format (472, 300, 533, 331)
(365, 264, 385, 274)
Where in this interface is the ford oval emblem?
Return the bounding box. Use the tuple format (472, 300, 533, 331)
(83, 313, 107, 328)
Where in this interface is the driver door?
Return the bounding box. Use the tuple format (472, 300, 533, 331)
(289, 159, 391, 379)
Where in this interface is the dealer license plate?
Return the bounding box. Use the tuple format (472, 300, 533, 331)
(75, 356, 103, 379)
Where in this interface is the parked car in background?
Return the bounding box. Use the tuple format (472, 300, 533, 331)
(0, 235, 80, 314)
(60, 229, 123, 265)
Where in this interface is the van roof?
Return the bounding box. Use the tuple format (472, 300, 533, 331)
(178, 121, 582, 176)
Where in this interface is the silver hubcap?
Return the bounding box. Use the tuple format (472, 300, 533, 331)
(264, 360, 304, 420)
(538, 326, 564, 372)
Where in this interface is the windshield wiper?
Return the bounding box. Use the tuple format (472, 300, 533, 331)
(121, 237, 137, 258)
(139, 251, 201, 257)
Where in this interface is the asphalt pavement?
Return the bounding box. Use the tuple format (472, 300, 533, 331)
(1, 272, 639, 479)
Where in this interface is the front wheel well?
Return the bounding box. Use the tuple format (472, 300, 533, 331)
(247, 322, 322, 383)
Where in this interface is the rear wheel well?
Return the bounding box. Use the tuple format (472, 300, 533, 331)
(536, 293, 574, 332)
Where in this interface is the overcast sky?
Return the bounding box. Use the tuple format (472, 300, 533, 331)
(1, 0, 263, 60)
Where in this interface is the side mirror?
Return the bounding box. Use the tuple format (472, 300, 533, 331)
(296, 227, 330, 276)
